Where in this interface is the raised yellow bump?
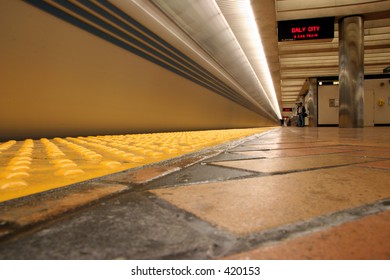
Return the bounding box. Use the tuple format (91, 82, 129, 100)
(55, 169, 85, 176)
(100, 160, 121, 168)
(7, 165, 30, 171)
(1, 180, 28, 189)
(9, 159, 31, 166)
(6, 172, 30, 179)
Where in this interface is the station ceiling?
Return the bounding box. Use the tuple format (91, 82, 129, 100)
(256, 0, 390, 107)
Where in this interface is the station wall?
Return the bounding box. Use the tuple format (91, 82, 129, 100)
(318, 78, 390, 126)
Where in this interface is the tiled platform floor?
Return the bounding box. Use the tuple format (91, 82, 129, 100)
(0, 127, 390, 259)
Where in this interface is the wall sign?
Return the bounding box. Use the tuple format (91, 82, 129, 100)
(329, 98, 339, 107)
(278, 17, 335, 42)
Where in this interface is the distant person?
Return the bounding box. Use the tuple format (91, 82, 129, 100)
(296, 102, 306, 127)
(286, 117, 291, 126)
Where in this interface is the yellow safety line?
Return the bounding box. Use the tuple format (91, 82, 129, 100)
(0, 127, 274, 202)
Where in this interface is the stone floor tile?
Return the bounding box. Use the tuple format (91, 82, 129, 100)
(325, 145, 390, 151)
(203, 152, 265, 162)
(355, 160, 390, 169)
(230, 142, 338, 151)
(0, 192, 231, 259)
(211, 154, 379, 173)
(102, 165, 180, 185)
(0, 183, 128, 238)
(339, 150, 390, 159)
(151, 166, 390, 235)
(102, 152, 219, 185)
(234, 147, 355, 158)
(224, 210, 390, 260)
(146, 163, 257, 189)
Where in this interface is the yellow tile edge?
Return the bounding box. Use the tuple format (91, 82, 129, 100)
(0, 127, 275, 202)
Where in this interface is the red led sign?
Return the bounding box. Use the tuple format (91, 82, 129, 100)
(278, 17, 334, 42)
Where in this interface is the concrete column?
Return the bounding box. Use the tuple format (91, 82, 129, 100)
(307, 78, 318, 127)
(338, 16, 364, 128)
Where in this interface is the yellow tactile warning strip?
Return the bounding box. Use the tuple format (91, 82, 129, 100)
(0, 127, 274, 202)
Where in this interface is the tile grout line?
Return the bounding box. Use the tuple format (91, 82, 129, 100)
(204, 160, 387, 179)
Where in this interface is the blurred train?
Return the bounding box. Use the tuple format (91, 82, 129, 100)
(0, 0, 281, 141)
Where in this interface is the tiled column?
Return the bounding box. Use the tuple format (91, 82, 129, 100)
(338, 16, 364, 128)
(307, 78, 318, 127)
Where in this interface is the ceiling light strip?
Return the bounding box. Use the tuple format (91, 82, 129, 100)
(215, 0, 282, 119)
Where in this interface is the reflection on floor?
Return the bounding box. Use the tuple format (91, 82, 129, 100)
(0, 127, 390, 259)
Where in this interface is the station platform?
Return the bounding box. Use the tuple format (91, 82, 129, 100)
(0, 126, 390, 259)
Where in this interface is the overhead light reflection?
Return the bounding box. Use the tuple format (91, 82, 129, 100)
(245, 0, 282, 119)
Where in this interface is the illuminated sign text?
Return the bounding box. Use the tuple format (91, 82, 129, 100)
(278, 17, 334, 42)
